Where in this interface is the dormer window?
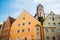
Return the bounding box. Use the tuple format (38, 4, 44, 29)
(52, 16, 54, 21)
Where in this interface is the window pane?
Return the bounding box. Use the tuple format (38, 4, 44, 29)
(52, 16, 54, 21)
(53, 37, 55, 40)
(23, 17, 25, 20)
(18, 24, 20, 27)
(28, 22, 31, 25)
(28, 28, 30, 32)
(22, 23, 25, 26)
(22, 29, 24, 32)
(36, 27, 39, 31)
(51, 29, 54, 32)
(45, 29, 48, 32)
(17, 30, 20, 33)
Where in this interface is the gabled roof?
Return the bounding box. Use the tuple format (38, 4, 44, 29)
(7, 16, 16, 24)
(43, 11, 60, 27)
(12, 10, 41, 26)
(37, 3, 43, 8)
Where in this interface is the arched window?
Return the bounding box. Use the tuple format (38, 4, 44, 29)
(35, 25, 41, 40)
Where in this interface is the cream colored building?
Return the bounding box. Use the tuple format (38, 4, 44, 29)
(43, 11, 60, 40)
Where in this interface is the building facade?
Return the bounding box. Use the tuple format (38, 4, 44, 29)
(43, 11, 60, 40)
(1, 16, 15, 40)
(0, 24, 2, 39)
(9, 10, 44, 40)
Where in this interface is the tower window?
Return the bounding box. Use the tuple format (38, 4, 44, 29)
(40, 12, 41, 16)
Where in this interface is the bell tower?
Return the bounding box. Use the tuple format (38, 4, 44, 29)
(37, 4, 45, 18)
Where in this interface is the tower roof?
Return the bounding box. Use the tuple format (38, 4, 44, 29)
(37, 3, 43, 7)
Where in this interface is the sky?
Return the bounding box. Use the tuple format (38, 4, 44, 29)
(0, 0, 60, 24)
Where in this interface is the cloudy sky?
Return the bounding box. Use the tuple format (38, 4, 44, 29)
(0, 0, 60, 24)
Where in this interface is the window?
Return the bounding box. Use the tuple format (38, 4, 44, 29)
(22, 37, 25, 40)
(22, 23, 25, 26)
(58, 35, 60, 40)
(58, 23, 60, 26)
(23, 17, 25, 20)
(36, 27, 39, 31)
(28, 22, 31, 25)
(22, 29, 24, 32)
(17, 30, 20, 33)
(45, 29, 48, 32)
(51, 29, 54, 32)
(46, 37, 49, 40)
(58, 29, 60, 33)
(16, 37, 20, 40)
(28, 28, 30, 32)
(52, 16, 55, 21)
(18, 24, 20, 26)
(53, 37, 55, 40)
(27, 36, 31, 40)
(55, 17, 57, 19)
(53, 23, 56, 25)
(40, 12, 41, 16)
(48, 23, 50, 25)
(49, 17, 51, 19)
(36, 34, 40, 40)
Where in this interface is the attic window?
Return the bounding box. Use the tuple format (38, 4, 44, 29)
(18, 24, 20, 26)
(23, 17, 25, 20)
(28, 22, 31, 25)
(22, 23, 25, 26)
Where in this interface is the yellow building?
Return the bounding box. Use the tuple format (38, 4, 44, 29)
(9, 10, 44, 40)
(43, 11, 60, 40)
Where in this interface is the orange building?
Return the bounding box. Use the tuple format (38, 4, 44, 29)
(9, 10, 44, 40)
(1, 16, 15, 40)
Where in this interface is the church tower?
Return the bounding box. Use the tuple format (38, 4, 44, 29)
(37, 4, 45, 18)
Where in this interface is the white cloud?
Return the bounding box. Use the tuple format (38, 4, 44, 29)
(33, 0, 56, 3)
(45, 0, 56, 3)
(0, 22, 3, 24)
(47, 3, 60, 14)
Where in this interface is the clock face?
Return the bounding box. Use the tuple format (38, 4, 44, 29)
(38, 7, 43, 11)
